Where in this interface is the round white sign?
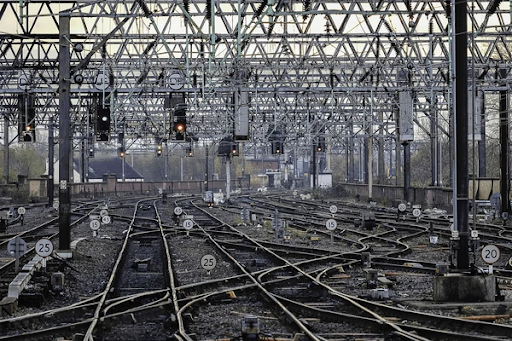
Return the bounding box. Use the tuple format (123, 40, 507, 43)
(200, 254, 217, 271)
(412, 208, 421, 217)
(169, 72, 184, 90)
(326, 218, 337, 231)
(102, 215, 111, 224)
(174, 207, 183, 216)
(95, 72, 109, 90)
(17, 207, 26, 215)
(398, 203, 407, 212)
(53, 201, 59, 210)
(481, 244, 500, 264)
(35, 238, 54, 257)
(90, 219, 101, 231)
(18, 75, 30, 90)
(100, 209, 109, 217)
(329, 205, 338, 214)
(7, 237, 27, 257)
(183, 219, 193, 230)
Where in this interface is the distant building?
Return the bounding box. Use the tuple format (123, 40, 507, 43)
(46, 157, 144, 183)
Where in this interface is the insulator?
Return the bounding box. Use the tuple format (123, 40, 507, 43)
(488, 0, 503, 15)
(267, 22, 276, 38)
(183, 0, 190, 14)
(429, 20, 433, 34)
(303, 0, 311, 20)
(254, 1, 267, 17)
(192, 73, 197, 86)
(384, 20, 394, 33)
(445, 0, 451, 19)
(404, 0, 412, 13)
(206, 0, 212, 21)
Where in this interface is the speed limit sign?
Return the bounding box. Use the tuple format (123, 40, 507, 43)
(329, 205, 338, 214)
(481, 244, 500, 264)
(174, 207, 183, 216)
(35, 238, 54, 258)
(326, 218, 337, 231)
(17, 207, 26, 215)
(183, 219, 193, 230)
(200, 254, 217, 271)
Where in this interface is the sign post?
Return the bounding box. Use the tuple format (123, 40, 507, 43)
(481, 244, 500, 274)
(326, 218, 337, 245)
(7, 237, 27, 273)
(200, 254, 217, 275)
(35, 238, 54, 270)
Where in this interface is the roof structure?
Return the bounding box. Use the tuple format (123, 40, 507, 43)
(86, 157, 144, 182)
(0, 0, 510, 186)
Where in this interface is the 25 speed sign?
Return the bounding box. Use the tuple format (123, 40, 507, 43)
(35, 238, 54, 258)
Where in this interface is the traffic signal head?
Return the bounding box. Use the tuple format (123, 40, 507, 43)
(272, 141, 283, 154)
(156, 144, 163, 157)
(186, 146, 193, 157)
(96, 107, 111, 141)
(117, 147, 125, 158)
(231, 143, 239, 156)
(173, 117, 186, 140)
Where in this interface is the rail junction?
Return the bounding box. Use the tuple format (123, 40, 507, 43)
(2, 0, 512, 340)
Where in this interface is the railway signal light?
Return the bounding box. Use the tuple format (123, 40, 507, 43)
(156, 143, 163, 157)
(96, 107, 111, 141)
(232, 142, 239, 156)
(117, 146, 125, 158)
(18, 94, 36, 143)
(271, 141, 283, 155)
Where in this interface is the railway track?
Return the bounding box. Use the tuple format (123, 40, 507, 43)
(0, 192, 511, 340)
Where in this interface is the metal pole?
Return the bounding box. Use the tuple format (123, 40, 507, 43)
(403, 141, 410, 202)
(499, 69, 509, 216)
(455, 0, 470, 270)
(205, 144, 209, 191)
(3, 114, 9, 184)
(48, 118, 54, 207)
(226, 155, 231, 201)
(58, 14, 71, 253)
(180, 156, 184, 181)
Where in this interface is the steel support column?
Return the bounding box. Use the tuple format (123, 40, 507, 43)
(48, 118, 54, 207)
(3, 114, 8, 185)
(58, 14, 71, 253)
(455, 0, 470, 270)
(403, 141, 410, 202)
(499, 69, 509, 216)
(478, 93, 486, 177)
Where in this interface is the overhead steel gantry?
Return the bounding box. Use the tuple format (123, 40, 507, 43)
(0, 0, 511, 188)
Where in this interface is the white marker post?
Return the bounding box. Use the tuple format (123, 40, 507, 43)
(90, 219, 101, 237)
(183, 219, 193, 237)
(326, 218, 337, 245)
(35, 238, 54, 271)
(481, 244, 500, 275)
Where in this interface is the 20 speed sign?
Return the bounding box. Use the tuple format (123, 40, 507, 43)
(481, 244, 500, 264)
(35, 238, 54, 257)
